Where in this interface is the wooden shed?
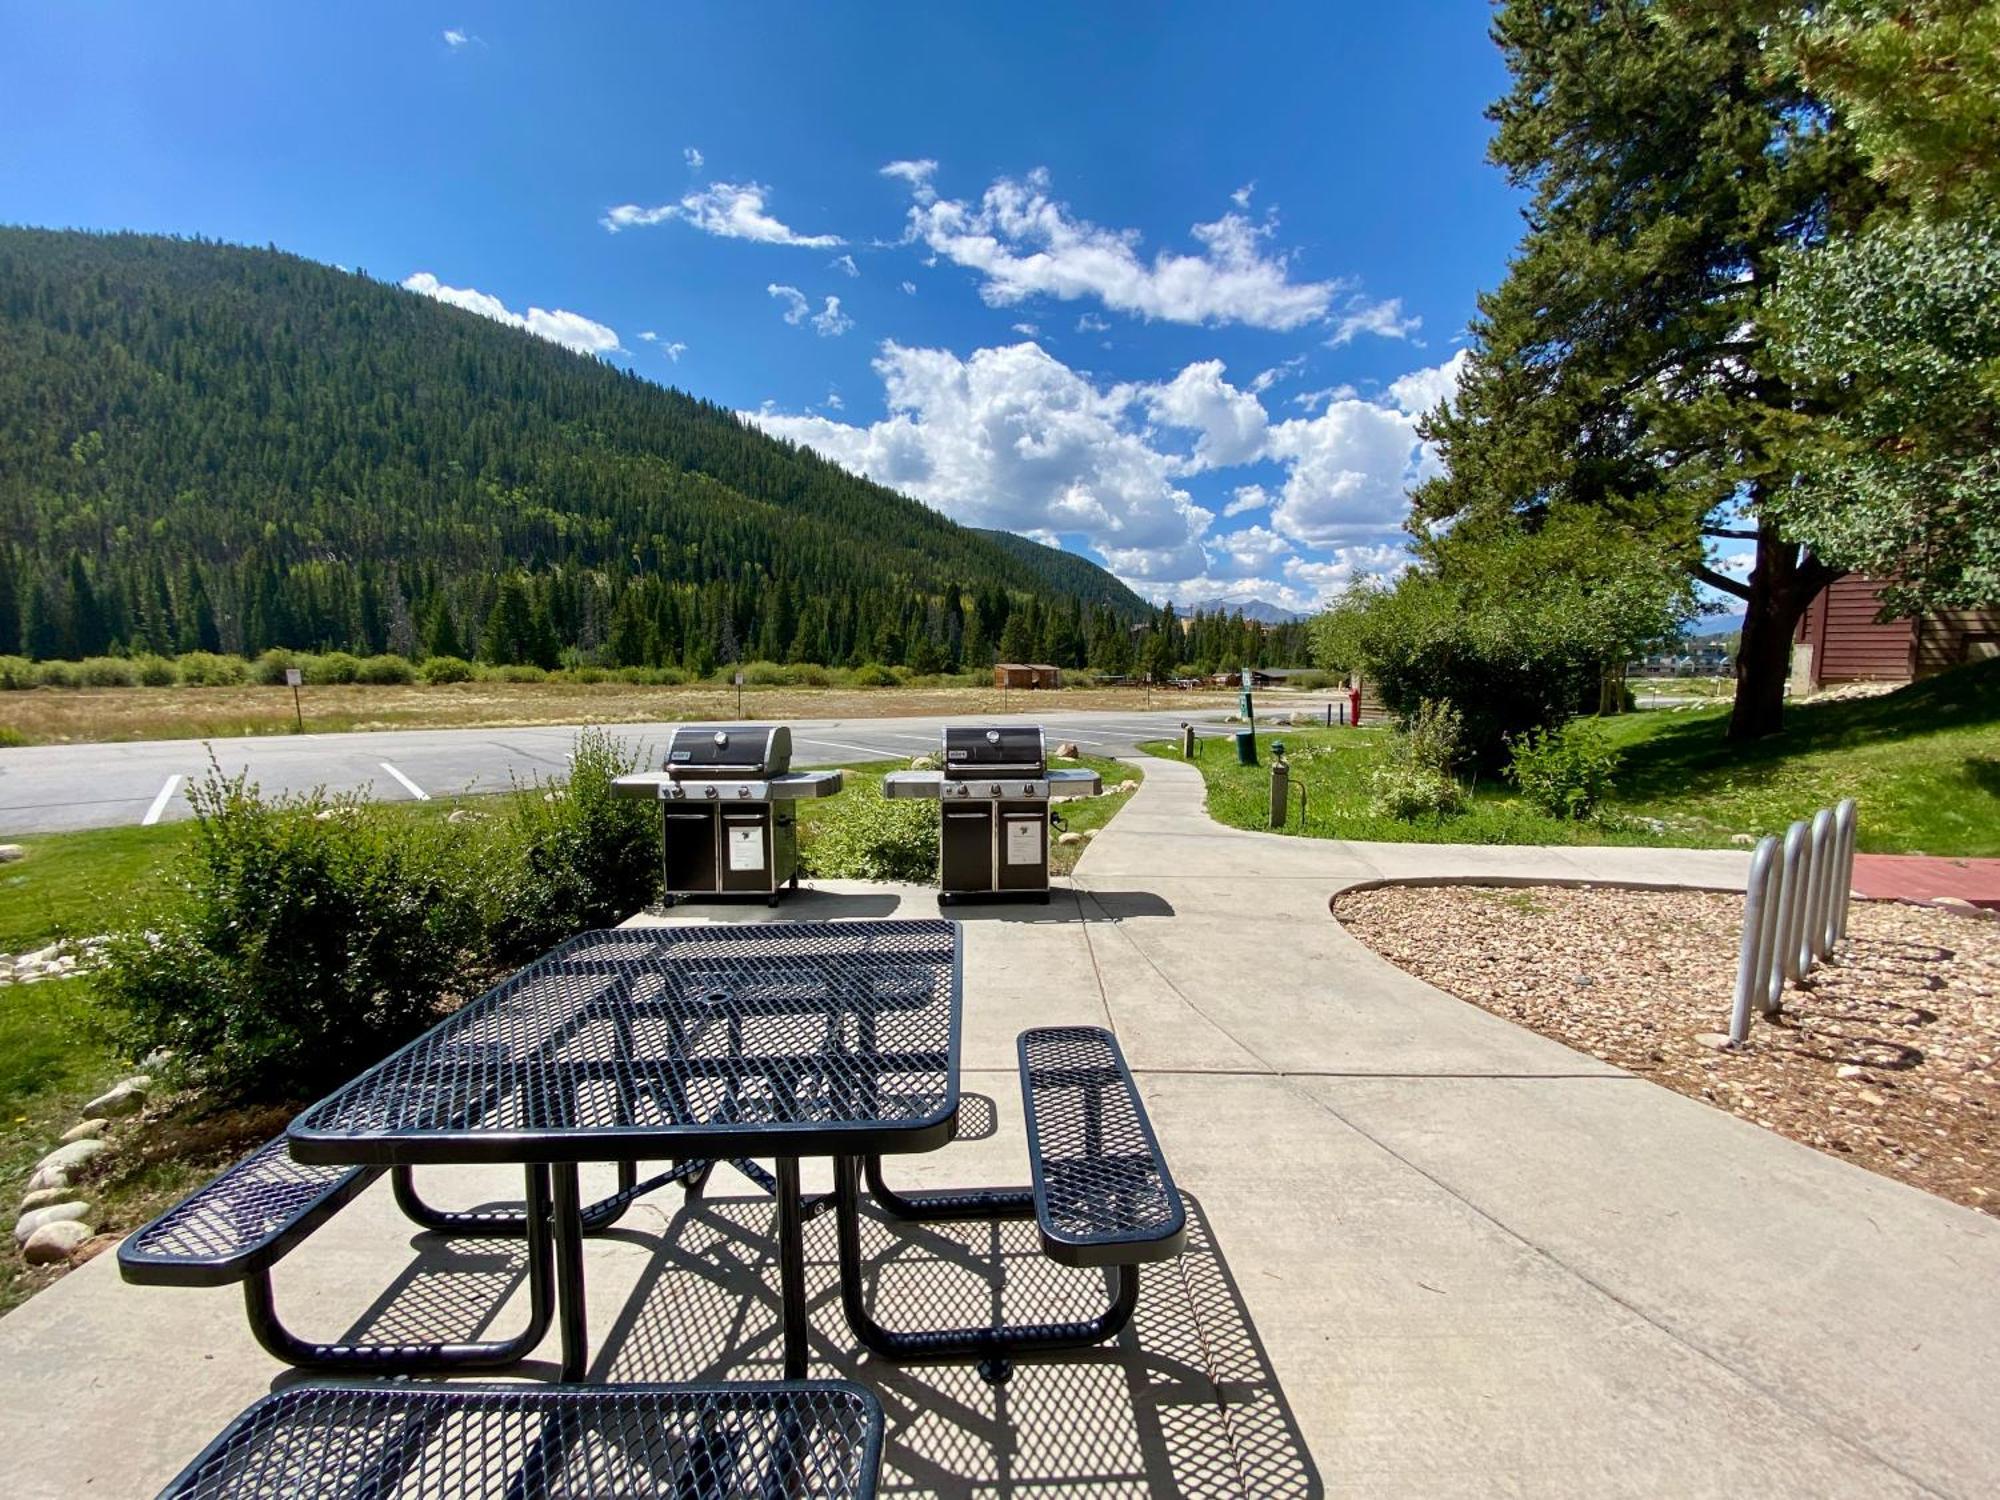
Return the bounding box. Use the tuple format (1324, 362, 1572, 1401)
(1792, 575, 1999, 691)
(994, 662, 1062, 689)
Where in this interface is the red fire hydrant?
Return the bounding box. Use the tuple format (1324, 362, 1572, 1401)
(1348, 684, 1362, 728)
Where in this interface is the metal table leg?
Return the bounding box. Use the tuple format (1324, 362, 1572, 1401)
(551, 1163, 588, 1380)
(775, 1156, 808, 1379)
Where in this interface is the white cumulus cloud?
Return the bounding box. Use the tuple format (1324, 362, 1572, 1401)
(442, 27, 472, 48)
(879, 159, 940, 203)
(1223, 484, 1269, 518)
(811, 296, 853, 337)
(1328, 295, 1420, 347)
(683, 146, 704, 171)
(892, 167, 1339, 331)
(830, 253, 859, 278)
(767, 284, 809, 324)
(401, 272, 621, 356)
(602, 182, 842, 246)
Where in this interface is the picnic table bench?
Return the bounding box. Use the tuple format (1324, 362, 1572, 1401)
(153, 1380, 883, 1499)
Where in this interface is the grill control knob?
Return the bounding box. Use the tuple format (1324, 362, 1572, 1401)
(989, 784, 1000, 797)
(986, 730, 1000, 743)
(667, 785, 683, 800)
(713, 731, 728, 745)
(704, 785, 719, 800)
(1024, 784, 1038, 797)
(736, 786, 750, 798)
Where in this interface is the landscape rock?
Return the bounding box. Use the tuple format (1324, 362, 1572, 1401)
(19, 1186, 73, 1212)
(445, 808, 485, 824)
(22, 1219, 93, 1264)
(59, 1119, 108, 1144)
(1052, 741, 1079, 759)
(1057, 831, 1083, 846)
(1729, 833, 1756, 846)
(141, 1047, 174, 1070)
(0, 843, 24, 863)
(83, 1081, 146, 1119)
(14, 1200, 92, 1246)
(1835, 1064, 1866, 1081)
(34, 1137, 109, 1177)
(24, 1165, 69, 1194)
(1695, 1032, 1736, 1051)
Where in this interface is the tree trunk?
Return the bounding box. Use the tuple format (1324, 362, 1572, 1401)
(1727, 517, 1836, 742)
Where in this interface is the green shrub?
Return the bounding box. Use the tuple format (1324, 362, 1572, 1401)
(569, 666, 608, 684)
(0, 724, 26, 748)
(1286, 670, 1337, 691)
(176, 651, 248, 686)
(1507, 720, 1623, 819)
(1401, 698, 1465, 776)
(492, 663, 548, 683)
(740, 660, 788, 686)
(1368, 763, 1464, 821)
(355, 653, 415, 685)
(302, 651, 363, 685)
(802, 784, 939, 882)
(34, 660, 80, 688)
(249, 648, 296, 686)
(77, 656, 137, 687)
(487, 728, 658, 965)
(0, 656, 36, 689)
(132, 653, 179, 686)
(94, 765, 484, 1102)
(420, 654, 475, 684)
(789, 663, 832, 687)
(848, 663, 896, 688)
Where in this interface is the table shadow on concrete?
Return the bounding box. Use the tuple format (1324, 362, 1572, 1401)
(593, 1189, 1317, 1498)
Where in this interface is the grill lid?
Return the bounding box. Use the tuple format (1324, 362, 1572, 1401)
(942, 724, 1046, 777)
(665, 724, 792, 779)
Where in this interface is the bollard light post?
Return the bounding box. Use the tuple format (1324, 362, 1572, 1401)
(1269, 742, 1289, 829)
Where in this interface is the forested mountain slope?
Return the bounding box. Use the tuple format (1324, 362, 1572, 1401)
(0, 228, 1144, 669)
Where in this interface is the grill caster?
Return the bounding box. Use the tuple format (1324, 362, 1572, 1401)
(977, 1357, 1013, 1387)
(1037, 891, 1050, 905)
(937, 892, 954, 908)
(766, 893, 781, 908)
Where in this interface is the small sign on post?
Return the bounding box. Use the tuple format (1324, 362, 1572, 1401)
(284, 667, 304, 733)
(733, 669, 744, 715)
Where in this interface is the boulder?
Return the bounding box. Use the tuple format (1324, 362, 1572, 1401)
(23, 1219, 93, 1264)
(1057, 831, 1083, 846)
(83, 1081, 146, 1119)
(34, 1137, 109, 1177)
(19, 1186, 74, 1213)
(1052, 741, 1080, 759)
(24, 1165, 69, 1194)
(59, 1119, 107, 1144)
(0, 844, 25, 864)
(15, 1200, 92, 1247)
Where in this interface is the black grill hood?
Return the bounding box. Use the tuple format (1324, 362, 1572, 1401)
(664, 724, 792, 779)
(942, 725, 1046, 777)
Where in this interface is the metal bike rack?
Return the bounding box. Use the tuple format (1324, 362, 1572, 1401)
(1728, 797, 1857, 1044)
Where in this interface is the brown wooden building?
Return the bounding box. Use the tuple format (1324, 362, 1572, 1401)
(993, 662, 1062, 689)
(1792, 575, 1999, 691)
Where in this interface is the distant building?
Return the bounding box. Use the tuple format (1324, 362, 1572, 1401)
(1792, 576, 1998, 692)
(994, 662, 1062, 689)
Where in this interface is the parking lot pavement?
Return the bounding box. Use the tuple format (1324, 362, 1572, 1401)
(0, 704, 1248, 834)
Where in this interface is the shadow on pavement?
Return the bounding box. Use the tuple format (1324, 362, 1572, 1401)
(592, 1186, 1317, 1498)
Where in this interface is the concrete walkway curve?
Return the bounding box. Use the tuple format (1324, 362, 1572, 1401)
(1063, 753, 1999, 1496)
(0, 752, 1994, 1496)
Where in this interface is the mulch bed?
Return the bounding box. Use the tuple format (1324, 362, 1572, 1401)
(1332, 885, 2000, 1216)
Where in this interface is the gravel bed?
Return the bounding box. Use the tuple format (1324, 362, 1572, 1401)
(1333, 885, 2000, 1215)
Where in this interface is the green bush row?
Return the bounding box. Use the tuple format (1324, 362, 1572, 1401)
(93, 729, 658, 1102)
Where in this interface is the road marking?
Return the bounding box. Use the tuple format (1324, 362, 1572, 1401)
(379, 762, 430, 801)
(141, 775, 183, 827)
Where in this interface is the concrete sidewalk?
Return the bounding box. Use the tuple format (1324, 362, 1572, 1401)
(0, 756, 1994, 1495)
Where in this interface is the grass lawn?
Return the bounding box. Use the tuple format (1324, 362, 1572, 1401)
(1154, 659, 1999, 856)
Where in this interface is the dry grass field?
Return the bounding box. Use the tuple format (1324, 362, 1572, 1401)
(0, 681, 1229, 745)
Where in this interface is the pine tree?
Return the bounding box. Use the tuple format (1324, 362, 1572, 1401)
(425, 595, 464, 660)
(0, 550, 19, 657)
(1415, 0, 1875, 739)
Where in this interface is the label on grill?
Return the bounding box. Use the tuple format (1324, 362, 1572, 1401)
(727, 826, 765, 871)
(1006, 817, 1042, 865)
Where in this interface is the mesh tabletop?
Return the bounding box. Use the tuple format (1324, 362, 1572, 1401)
(155, 1381, 884, 1499)
(289, 921, 960, 1166)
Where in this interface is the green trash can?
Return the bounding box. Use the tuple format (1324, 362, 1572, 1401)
(1234, 729, 1258, 766)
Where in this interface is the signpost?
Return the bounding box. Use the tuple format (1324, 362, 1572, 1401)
(734, 669, 744, 716)
(284, 667, 304, 733)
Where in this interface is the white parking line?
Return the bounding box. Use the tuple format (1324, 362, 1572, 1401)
(795, 736, 895, 760)
(379, 762, 430, 801)
(141, 774, 183, 827)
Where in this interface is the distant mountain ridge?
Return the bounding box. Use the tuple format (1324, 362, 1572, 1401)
(1194, 595, 1307, 625)
(0, 228, 1146, 668)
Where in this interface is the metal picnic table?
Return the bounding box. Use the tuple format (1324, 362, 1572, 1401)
(287, 919, 962, 1381)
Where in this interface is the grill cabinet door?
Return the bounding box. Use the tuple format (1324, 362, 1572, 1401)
(720, 807, 774, 893)
(663, 807, 719, 893)
(996, 802, 1048, 890)
(940, 805, 994, 892)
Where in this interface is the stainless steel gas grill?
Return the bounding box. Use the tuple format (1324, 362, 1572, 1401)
(612, 724, 841, 905)
(882, 725, 1100, 903)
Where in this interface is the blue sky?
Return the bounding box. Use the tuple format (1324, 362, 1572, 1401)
(1, 2, 1525, 613)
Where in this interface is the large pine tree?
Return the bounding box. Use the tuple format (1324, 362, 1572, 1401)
(1414, 0, 1875, 739)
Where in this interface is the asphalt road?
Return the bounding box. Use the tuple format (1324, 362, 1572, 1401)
(0, 706, 1251, 834)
